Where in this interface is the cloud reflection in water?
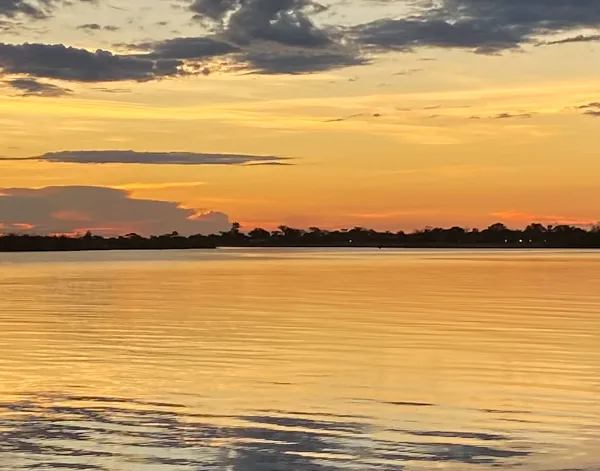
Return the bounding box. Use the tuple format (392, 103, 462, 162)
(0, 393, 536, 470)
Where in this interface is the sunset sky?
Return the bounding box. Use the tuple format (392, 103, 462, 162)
(1, 0, 599, 235)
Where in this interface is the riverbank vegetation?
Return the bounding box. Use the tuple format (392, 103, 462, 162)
(1, 223, 599, 252)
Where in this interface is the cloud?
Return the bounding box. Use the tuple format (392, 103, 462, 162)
(132, 36, 239, 59)
(91, 87, 132, 93)
(190, 0, 331, 47)
(114, 181, 206, 191)
(0, 0, 96, 20)
(6, 0, 600, 84)
(77, 23, 120, 33)
(3, 78, 73, 97)
(576, 102, 600, 118)
(132, 36, 365, 74)
(243, 161, 293, 166)
(351, 18, 522, 54)
(393, 68, 422, 76)
(2, 35, 361, 83)
(2, 149, 290, 165)
(0, 0, 57, 19)
(159, 0, 600, 75)
(127, 0, 363, 75)
(538, 34, 600, 46)
(492, 210, 598, 227)
(324, 112, 381, 123)
(239, 48, 367, 74)
(0, 43, 185, 82)
(468, 112, 534, 120)
(493, 112, 532, 119)
(0, 186, 231, 236)
(350, 0, 600, 54)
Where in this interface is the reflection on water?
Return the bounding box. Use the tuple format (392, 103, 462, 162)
(0, 393, 532, 470)
(0, 249, 599, 470)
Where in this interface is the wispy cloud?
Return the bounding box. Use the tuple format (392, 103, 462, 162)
(3, 78, 72, 97)
(324, 112, 382, 123)
(538, 34, 600, 46)
(492, 211, 598, 226)
(77, 23, 120, 33)
(575, 102, 600, 117)
(113, 181, 207, 191)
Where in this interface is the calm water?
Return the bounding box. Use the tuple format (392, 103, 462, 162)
(0, 249, 599, 471)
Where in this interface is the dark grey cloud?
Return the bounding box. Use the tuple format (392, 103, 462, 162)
(188, 0, 239, 21)
(190, 0, 331, 47)
(4, 149, 290, 165)
(240, 48, 367, 74)
(0, 43, 185, 82)
(3, 77, 73, 96)
(174, 0, 362, 74)
(439, 0, 600, 31)
(128, 34, 364, 74)
(174, 0, 600, 74)
(1, 0, 350, 80)
(351, 0, 600, 54)
(7, 0, 600, 84)
(351, 18, 523, 54)
(0, 0, 97, 19)
(134, 36, 239, 59)
(0, 0, 54, 19)
(0, 186, 230, 236)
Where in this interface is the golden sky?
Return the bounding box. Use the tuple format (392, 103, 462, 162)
(1, 0, 600, 234)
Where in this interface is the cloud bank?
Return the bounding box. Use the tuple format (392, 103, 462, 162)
(3, 0, 600, 91)
(0, 186, 230, 236)
(351, 0, 600, 54)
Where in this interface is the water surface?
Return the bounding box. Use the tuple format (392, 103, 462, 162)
(0, 249, 599, 470)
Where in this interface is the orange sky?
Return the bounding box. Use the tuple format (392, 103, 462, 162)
(1, 0, 599, 234)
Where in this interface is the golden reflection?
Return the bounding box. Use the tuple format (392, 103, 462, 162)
(0, 250, 599, 469)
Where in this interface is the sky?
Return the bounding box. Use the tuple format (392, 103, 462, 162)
(1, 0, 600, 235)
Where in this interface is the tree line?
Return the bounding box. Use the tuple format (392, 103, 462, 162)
(1, 222, 599, 252)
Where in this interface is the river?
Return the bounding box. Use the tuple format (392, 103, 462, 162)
(0, 248, 598, 470)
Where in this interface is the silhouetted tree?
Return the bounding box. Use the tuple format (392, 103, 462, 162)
(3, 221, 600, 252)
(248, 228, 270, 240)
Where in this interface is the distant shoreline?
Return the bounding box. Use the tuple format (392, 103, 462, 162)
(1, 222, 599, 252)
(1, 244, 599, 253)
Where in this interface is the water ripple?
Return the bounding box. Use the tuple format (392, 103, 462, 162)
(0, 249, 599, 470)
